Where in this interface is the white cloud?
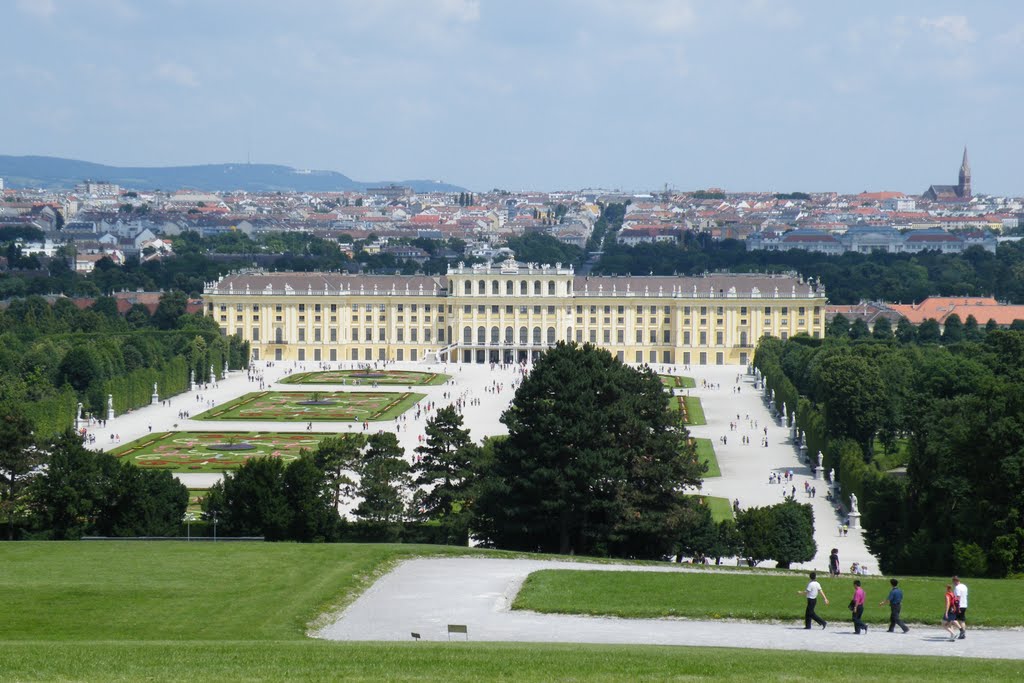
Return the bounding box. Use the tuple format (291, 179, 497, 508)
(16, 0, 56, 19)
(919, 15, 976, 43)
(155, 62, 199, 88)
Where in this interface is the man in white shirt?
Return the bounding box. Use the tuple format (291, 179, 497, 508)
(798, 571, 829, 629)
(953, 576, 969, 639)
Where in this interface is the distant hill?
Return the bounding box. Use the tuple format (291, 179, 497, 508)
(0, 155, 466, 194)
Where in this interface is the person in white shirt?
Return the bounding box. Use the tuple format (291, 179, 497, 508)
(953, 576, 969, 639)
(798, 571, 829, 629)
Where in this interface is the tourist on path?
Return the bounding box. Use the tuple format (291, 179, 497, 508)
(798, 571, 829, 629)
(953, 576, 969, 639)
(879, 578, 910, 633)
(829, 548, 840, 577)
(850, 580, 868, 634)
(942, 584, 959, 641)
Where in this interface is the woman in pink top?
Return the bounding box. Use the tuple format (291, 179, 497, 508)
(851, 580, 868, 634)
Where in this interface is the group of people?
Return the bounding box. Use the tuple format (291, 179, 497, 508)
(799, 572, 969, 639)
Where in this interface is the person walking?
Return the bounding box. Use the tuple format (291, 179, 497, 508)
(942, 584, 959, 641)
(850, 580, 868, 634)
(829, 548, 840, 577)
(798, 571, 829, 629)
(953, 576, 968, 639)
(880, 578, 910, 633)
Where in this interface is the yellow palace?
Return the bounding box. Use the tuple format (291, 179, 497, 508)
(204, 258, 826, 366)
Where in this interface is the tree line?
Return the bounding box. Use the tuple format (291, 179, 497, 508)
(755, 329, 1024, 577)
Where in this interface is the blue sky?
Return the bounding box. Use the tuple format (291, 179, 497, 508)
(4, 0, 1023, 194)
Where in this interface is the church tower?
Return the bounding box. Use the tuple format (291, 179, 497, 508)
(958, 146, 971, 199)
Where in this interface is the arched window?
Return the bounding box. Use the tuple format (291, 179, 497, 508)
(463, 326, 472, 343)
(547, 326, 556, 344)
(505, 326, 514, 343)
(566, 326, 573, 341)
(490, 326, 499, 343)
(477, 326, 486, 344)
(463, 281, 471, 295)
(275, 328, 283, 343)
(519, 326, 528, 344)
(533, 281, 541, 295)
(548, 281, 555, 295)
(520, 281, 527, 295)
(533, 327, 542, 345)
(478, 280, 486, 295)
(492, 280, 499, 295)
(740, 331, 748, 347)
(506, 280, 514, 295)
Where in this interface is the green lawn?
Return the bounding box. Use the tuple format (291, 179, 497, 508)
(194, 391, 424, 421)
(1, 543, 1023, 681)
(693, 437, 720, 477)
(281, 369, 450, 386)
(684, 395, 706, 425)
(513, 570, 1024, 627)
(659, 374, 696, 389)
(1, 641, 1021, 682)
(110, 431, 343, 472)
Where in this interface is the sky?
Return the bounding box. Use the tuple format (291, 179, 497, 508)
(3, 0, 1024, 195)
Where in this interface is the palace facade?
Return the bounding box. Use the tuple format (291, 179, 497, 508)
(203, 259, 827, 366)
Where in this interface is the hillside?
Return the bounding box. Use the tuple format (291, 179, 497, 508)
(0, 155, 465, 194)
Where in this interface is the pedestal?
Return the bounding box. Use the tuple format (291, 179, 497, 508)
(151, 392, 159, 406)
(814, 466, 822, 480)
(848, 511, 861, 529)
(799, 443, 808, 463)
(107, 406, 115, 421)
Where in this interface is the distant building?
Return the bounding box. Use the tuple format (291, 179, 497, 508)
(74, 180, 121, 197)
(746, 225, 995, 254)
(923, 148, 971, 202)
(367, 185, 413, 201)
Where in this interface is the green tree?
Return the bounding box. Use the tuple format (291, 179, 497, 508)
(56, 346, 104, 392)
(0, 406, 40, 539)
(812, 353, 884, 455)
(474, 342, 703, 558)
(283, 454, 340, 542)
(849, 318, 870, 340)
(895, 317, 916, 343)
(826, 313, 849, 338)
(152, 291, 188, 330)
(311, 435, 364, 507)
(917, 318, 942, 343)
(413, 406, 480, 526)
(94, 463, 188, 537)
(29, 431, 118, 539)
(872, 316, 893, 340)
(353, 432, 409, 528)
(941, 314, 964, 344)
(210, 457, 291, 540)
(769, 500, 817, 568)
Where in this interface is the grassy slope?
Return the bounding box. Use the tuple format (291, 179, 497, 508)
(684, 396, 706, 425)
(2, 543, 1023, 681)
(513, 569, 1024, 627)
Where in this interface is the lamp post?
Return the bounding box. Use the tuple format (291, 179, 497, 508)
(210, 510, 219, 542)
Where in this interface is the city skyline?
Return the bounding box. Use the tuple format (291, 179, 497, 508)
(4, 1, 1023, 195)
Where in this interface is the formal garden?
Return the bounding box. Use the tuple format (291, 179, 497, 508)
(281, 369, 450, 386)
(670, 395, 706, 425)
(194, 391, 424, 422)
(111, 431, 339, 472)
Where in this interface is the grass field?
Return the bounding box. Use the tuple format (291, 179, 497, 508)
(281, 369, 450, 386)
(513, 569, 1024, 627)
(659, 374, 696, 389)
(670, 395, 707, 425)
(194, 391, 424, 421)
(110, 431, 342, 472)
(1, 543, 1022, 681)
(693, 437, 720, 477)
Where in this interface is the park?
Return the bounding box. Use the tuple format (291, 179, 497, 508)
(193, 390, 425, 422)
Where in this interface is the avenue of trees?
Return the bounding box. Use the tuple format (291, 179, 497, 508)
(755, 327, 1024, 577)
(0, 293, 249, 436)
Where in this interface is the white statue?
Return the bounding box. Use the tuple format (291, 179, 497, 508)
(829, 468, 835, 483)
(107, 394, 113, 411)
(817, 451, 823, 469)
(153, 382, 158, 394)
(76, 402, 83, 421)
(850, 493, 859, 513)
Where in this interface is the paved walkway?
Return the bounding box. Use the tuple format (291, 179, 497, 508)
(316, 557, 1024, 659)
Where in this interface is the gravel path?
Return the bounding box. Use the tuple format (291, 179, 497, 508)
(316, 557, 1024, 660)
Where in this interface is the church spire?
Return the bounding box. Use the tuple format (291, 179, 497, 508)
(958, 146, 971, 199)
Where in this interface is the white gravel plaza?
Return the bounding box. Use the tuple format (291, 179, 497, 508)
(316, 557, 1024, 659)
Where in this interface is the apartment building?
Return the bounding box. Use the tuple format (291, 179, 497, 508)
(204, 259, 826, 366)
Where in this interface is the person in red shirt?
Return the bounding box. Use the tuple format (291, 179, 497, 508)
(851, 580, 868, 634)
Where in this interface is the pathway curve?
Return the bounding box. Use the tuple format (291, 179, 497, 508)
(316, 557, 1024, 659)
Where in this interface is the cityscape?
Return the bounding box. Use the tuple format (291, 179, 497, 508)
(2, 2, 1024, 681)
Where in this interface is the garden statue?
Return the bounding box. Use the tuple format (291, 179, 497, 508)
(850, 493, 859, 513)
